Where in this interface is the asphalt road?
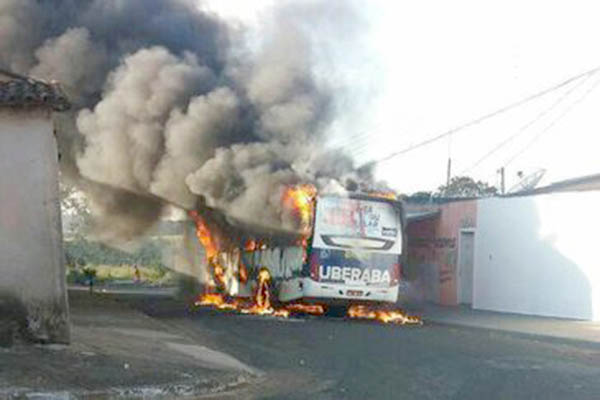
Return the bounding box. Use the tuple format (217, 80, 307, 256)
(124, 295, 600, 400)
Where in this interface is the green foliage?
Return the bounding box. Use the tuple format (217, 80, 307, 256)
(436, 176, 497, 198)
(66, 268, 87, 285)
(66, 263, 174, 286)
(95, 264, 172, 282)
(64, 238, 165, 268)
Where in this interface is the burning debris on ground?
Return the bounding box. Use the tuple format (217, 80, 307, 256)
(194, 291, 421, 324)
(347, 305, 422, 325)
(193, 271, 321, 319)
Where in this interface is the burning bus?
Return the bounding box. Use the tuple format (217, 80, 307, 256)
(187, 187, 411, 318)
(279, 193, 406, 308)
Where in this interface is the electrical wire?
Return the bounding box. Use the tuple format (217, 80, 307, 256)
(358, 65, 600, 169)
(503, 76, 600, 167)
(328, 131, 374, 148)
(342, 139, 382, 154)
(460, 74, 594, 175)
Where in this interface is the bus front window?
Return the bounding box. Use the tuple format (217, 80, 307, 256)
(309, 196, 402, 288)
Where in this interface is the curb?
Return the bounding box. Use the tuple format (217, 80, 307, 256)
(424, 318, 600, 349)
(1, 373, 256, 400)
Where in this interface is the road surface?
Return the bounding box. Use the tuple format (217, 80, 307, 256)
(118, 294, 600, 400)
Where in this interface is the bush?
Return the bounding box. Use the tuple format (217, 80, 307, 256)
(64, 238, 165, 268)
(64, 238, 176, 286)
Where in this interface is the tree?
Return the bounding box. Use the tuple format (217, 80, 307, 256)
(436, 176, 497, 198)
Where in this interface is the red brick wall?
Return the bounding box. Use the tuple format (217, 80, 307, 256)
(406, 201, 477, 305)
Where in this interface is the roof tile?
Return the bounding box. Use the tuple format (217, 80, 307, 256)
(0, 78, 70, 112)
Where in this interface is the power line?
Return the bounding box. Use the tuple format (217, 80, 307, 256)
(343, 139, 382, 155)
(336, 142, 378, 160)
(503, 76, 600, 167)
(329, 131, 373, 148)
(335, 130, 392, 157)
(329, 121, 391, 149)
(346, 146, 374, 158)
(460, 74, 594, 175)
(358, 64, 600, 169)
(330, 138, 380, 157)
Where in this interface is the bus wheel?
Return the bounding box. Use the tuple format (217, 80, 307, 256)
(325, 305, 347, 318)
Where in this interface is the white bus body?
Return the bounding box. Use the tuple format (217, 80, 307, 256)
(278, 195, 404, 305)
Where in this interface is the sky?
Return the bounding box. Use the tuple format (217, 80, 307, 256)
(201, 0, 600, 194)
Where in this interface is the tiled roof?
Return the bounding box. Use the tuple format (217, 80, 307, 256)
(0, 71, 70, 112)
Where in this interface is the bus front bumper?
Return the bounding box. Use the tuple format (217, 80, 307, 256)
(283, 278, 399, 304)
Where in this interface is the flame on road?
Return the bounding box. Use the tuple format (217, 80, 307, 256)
(195, 296, 421, 325)
(246, 268, 274, 314)
(196, 293, 238, 310)
(347, 305, 422, 325)
(195, 269, 321, 318)
(286, 303, 325, 315)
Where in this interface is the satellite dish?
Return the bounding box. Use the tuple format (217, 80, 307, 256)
(507, 169, 546, 194)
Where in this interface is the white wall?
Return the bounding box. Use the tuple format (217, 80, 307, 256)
(474, 193, 600, 321)
(0, 109, 69, 343)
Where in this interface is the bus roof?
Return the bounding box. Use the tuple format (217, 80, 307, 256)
(318, 193, 404, 211)
(191, 192, 404, 249)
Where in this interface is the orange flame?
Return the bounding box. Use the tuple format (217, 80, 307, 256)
(239, 261, 248, 284)
(195, 293, 238, 310)
(283, 184, 317, 233)
(190, 195, 417, 324)
(285, 303, 324, 315)
(189, 210, 291, 317)
(189, 210, 217, 259)
(256, 269, 271, 310)
(298, 237, 309, 263)
(189, 210, 227, 289)
(347, 305, 422, 325)
(368, 191, 397, 201)
(212, 262, 226, 287)
(244, 239, 256, 251)
(195, 268, 324, 318)
(240, 269, 290, 316)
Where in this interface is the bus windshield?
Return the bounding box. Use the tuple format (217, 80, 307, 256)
(308, 196, 403, 287)
(312, 196, 402, 254)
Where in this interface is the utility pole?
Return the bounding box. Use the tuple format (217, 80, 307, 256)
(446, 157, 452, 186)
(498, 167, 505, 194)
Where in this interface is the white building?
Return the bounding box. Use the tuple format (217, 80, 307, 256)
(0, 71, 71, 344)
(406, 174, 600, 321)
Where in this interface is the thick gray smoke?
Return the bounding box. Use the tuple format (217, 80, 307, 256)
(2, 0, 378, 240)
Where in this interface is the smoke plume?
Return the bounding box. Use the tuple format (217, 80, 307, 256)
(2, 0, 378, 240)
